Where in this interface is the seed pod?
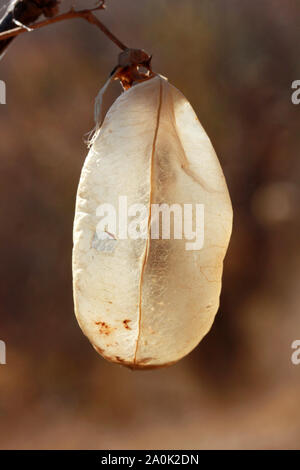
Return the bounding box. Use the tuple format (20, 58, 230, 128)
(73, 75, 232, 369)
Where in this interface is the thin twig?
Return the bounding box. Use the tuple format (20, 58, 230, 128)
(0, 4, 128, 51)
(0, 0, 60, 55)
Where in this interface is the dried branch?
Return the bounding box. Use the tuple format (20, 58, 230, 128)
(0, 0, 60, 55)
(0, 1, 128, 55)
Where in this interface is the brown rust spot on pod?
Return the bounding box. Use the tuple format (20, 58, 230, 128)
(95, 321, 113, 336)
(93, 344, 178, 370)
(123, 319, 132, 330)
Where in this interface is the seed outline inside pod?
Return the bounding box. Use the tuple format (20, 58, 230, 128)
(72, 74, 233, 369)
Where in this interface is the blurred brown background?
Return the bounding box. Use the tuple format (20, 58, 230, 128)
(0, 0, 300, 449)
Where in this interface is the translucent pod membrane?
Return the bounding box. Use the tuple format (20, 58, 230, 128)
(73, 75, 233, 369)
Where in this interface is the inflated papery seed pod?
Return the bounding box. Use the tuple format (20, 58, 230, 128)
(73, 74, 233, 369)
